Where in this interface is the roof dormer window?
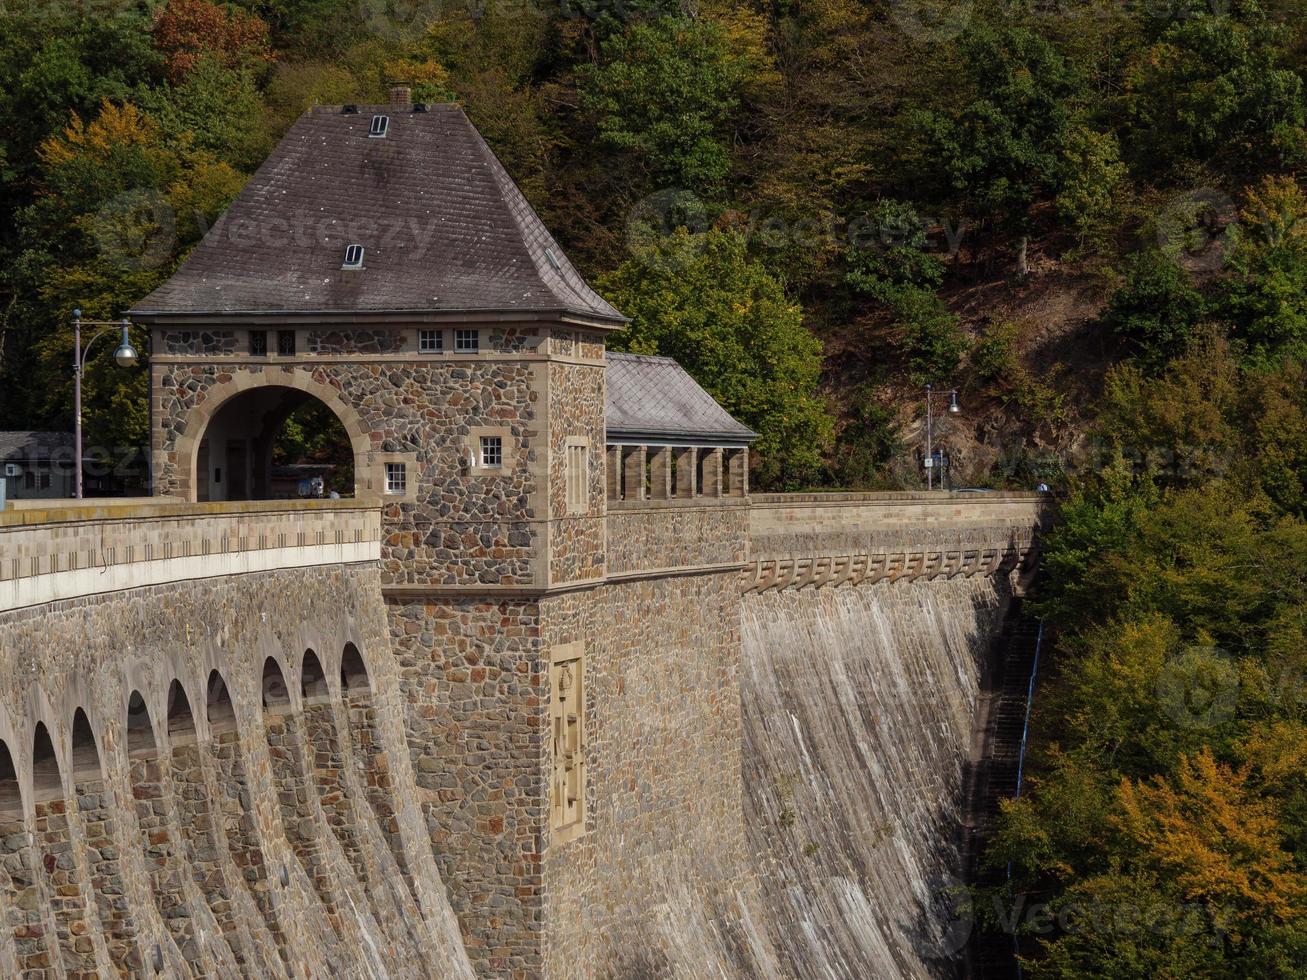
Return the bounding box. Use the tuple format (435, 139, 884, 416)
(343, 245, 365, 270)
(369, 114, 389, 138)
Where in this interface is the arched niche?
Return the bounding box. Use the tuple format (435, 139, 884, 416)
(206, 671, 237, 734)
(301, 650, 329, 702)
(70, 708, 102, 782)
(166, 680, 197, 744)
(32, 722, 63, 803)
(125, 692, 157, 759)
(0, 739, 20, 818)
(262, 657, 291, 712)
(340, 643, 371, 695)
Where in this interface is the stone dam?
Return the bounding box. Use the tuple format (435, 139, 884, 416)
(0, 490, 1045, 978)
(0, 100, 1051, 977)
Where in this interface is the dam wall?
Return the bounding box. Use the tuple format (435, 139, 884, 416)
(738, 492, 1046, 978)
(0, 499, 475, 978)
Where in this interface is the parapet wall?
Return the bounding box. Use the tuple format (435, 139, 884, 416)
(746, 491, 1050, 592)
(0, 498, 379, 611)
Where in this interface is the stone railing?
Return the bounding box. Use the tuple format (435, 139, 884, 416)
(744, 491, 1051, 593)
(605, 497, 750, 579)
(0, 497, 381, 612)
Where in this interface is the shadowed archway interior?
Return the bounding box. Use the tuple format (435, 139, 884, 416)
(194, 386, 357, 502)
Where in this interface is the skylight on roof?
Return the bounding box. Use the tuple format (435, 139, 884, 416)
(369, 115, 390, 138)
(544, 248, 562, 272)
(343, 245, 365, 270)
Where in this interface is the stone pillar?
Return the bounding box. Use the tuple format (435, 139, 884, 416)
(648, 447, 672, 499)
(605, 446, 621, 501)
(674, 447, 697, 497)
(726, 448, 749, 497)
(34, 795, 98, 976)
(622, 446, 647, 502)
(699, 448, 723, 497)
(77, 779, 142, 974)
(129, 754, 202, 964)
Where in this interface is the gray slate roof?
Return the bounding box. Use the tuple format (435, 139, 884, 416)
(605, 354, 757, 446)
(131, 104, 624, 324)
(0, 432, 74, 462)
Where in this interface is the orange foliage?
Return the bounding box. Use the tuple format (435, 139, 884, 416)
(1115, 748, 1304, 933)
(152, 0, 272, 83)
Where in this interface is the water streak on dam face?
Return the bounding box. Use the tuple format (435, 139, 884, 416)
(738, 575, 1007, 979)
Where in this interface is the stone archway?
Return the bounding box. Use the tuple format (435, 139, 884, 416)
(169, 371, 372, 503)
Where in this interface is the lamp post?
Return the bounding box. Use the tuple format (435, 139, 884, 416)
(923, 383, 960, 491)
(71, 310, 139, 499)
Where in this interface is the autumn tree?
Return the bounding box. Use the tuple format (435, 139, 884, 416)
(152, 0, 273, 83)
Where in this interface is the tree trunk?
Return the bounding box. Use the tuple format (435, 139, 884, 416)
(1016, 235, 1029, 278)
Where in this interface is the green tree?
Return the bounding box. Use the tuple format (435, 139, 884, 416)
(1126, 6, 1306, 176)
(12, 101, 244, 451)
(579, 15, 762, 194)
(1104, 250, 1206, 368)
(1221, 177, 1307, 365)
(912, 23, 1083, 273)
(599, 229, 833, 489)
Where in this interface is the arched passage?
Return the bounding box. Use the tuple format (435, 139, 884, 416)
(262, 658, 290, 711)
(0, 739, 19, 818)
(125, 692, 156, 757)
(31, 723, 61, 802)
(301, 650, 328, 701)
(167, 680, 196, 740)
(70, 708, 101, 780)
(188, 383, 367, 502)
(340, 644, 371, 694)
(206, 671, 236, 733)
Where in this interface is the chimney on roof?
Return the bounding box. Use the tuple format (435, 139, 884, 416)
(389, 84, 412, 108)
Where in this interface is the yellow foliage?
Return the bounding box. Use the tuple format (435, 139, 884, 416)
(39, 101, 161, 169)
(384, 57, 450, 91)
(1115, 748, 1304, 932)
(1239, 720, 1307, 786)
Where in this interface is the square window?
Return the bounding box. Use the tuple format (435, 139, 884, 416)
(455, 329, 480, 352)
(480, 436, 503, 469)
(385, 462, 407, 495)
(277, 330, 296, 356)
(419, 329, 443, 353)
(249, 330, 267, 356)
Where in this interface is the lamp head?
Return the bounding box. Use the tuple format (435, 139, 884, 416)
(114, 321, 138, 368)
(947, 390, 961, 414)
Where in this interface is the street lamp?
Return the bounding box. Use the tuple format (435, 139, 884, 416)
(71, 310, 139, 500)
(923, 383, 960, 491)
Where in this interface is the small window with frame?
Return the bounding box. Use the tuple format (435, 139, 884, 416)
(455, 329, 480, 353)
(419, 329, 443, 353)
(277, 330, 296, 356)
(249, 330, 267, 356)
(384, 462, 407, 495)
(479, 436, 503, 469)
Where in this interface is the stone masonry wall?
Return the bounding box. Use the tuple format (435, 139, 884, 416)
(538, 569, 756, 978)
(387, 596, 546, 979)
(0, 559, 475, 979)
